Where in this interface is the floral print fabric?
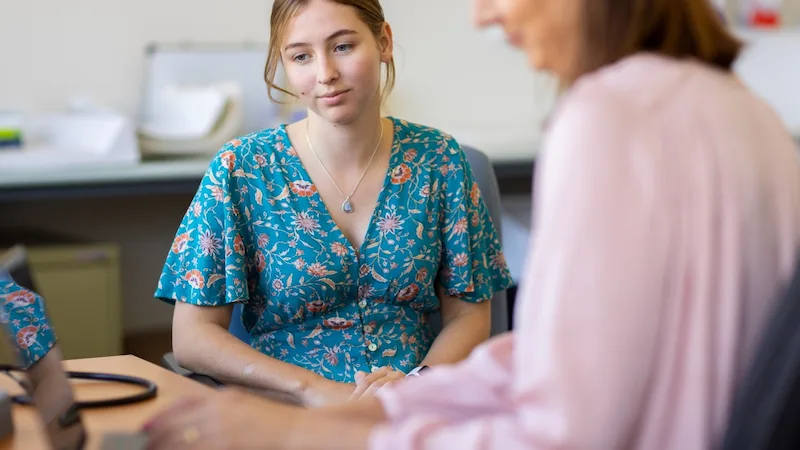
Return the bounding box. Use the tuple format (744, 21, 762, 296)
(156, 117, 514, 382)
(0, 277, 56, 369)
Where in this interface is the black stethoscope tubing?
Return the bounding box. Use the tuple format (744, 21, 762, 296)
(0, 365, 158, 409)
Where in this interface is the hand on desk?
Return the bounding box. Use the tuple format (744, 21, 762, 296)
(142, 387, 388, 450)
(143, 388, 296, 450)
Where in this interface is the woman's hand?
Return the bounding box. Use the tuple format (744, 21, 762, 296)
(144, 388, 385, 450)
(349, 366, 407, 401)
(302, 376, 356, 407)
(143, 388, 301, 450)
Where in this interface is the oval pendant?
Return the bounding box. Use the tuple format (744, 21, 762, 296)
(342, 199, 354, 213)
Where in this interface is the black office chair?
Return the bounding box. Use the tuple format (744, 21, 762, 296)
(722, 255, 800, 450)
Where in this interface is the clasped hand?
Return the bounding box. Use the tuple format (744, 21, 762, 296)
(349, 366, 406, 401)
(302, 365, 405, 407)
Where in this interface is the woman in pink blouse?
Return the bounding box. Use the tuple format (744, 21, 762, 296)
(143, 0, 800, 448)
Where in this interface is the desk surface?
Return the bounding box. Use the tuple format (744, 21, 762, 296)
(0, 354, 212, 450)
(0, 157, 212, 202)
(0, 154, 537, 203)
(0, 158, 211, 191)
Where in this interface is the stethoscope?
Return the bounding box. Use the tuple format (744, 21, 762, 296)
(0, 365, 158, 409)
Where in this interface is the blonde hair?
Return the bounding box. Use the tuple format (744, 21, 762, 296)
(264, 0, 396, 104)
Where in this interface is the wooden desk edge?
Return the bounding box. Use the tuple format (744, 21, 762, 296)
(0, 354, 214, 450)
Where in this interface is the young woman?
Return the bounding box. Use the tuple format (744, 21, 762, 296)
(143, 0, 800, 448)
(155, 0, 513, 407)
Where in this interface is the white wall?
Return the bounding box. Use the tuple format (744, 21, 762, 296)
(1, 0, 551, 333)
(1, 0, 273, 116)
(380, 2, 556, 155)
(1, 0, 555, 156)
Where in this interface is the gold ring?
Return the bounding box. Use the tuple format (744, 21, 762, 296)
(183, 426, 200, 443)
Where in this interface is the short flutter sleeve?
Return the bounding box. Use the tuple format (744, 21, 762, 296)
(0, 279, 57, 369)
(155, 144, 251, 306)
(437, 140, 514, 302)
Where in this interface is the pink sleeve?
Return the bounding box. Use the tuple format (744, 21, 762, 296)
(376, 333, 514, 422)
(370, 88, 672, 450)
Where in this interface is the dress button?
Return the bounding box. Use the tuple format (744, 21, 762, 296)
(358, 300, 367, 308)
(368, 343, 378, 352)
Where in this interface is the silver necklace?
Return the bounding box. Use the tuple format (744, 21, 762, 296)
(304, 119, 384, 214)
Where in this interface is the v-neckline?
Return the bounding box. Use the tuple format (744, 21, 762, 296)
(278, 116, 400, 258)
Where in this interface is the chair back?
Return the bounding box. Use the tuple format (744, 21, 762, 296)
(722, 256, 800, 450)
(228, 303, 250, 344)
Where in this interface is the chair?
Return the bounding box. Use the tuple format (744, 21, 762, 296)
(161, 145, 512, 379)
(721, 256, 800, 450)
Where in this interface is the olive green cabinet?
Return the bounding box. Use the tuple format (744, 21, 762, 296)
(0, 244, 123, 364)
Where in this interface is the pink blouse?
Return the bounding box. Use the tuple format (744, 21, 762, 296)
(370, 53, 800, 450)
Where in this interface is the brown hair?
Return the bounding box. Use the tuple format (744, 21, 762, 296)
(574, 0, 742, 83)
(263, 0, 396, 104)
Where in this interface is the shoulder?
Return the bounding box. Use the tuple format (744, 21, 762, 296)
(392, 117, 457, 143)
(209, 126, 296, 174)
(558, 52, 727, 138)
(390, 117, 468, 167)
(558, 70, 643, 132)
(547, 59, 662, 167)
(542, 56, 688, 200)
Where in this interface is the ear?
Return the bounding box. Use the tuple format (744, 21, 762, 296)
(378, 22, 394, 63)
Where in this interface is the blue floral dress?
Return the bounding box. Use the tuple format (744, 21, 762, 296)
(0, 277, 56, 368)
(155, 117, 514, 382)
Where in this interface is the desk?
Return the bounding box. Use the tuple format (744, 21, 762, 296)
(0, 354, 212, 450)
(0, 154, 536, 203)
(0, 158, 213, 203)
